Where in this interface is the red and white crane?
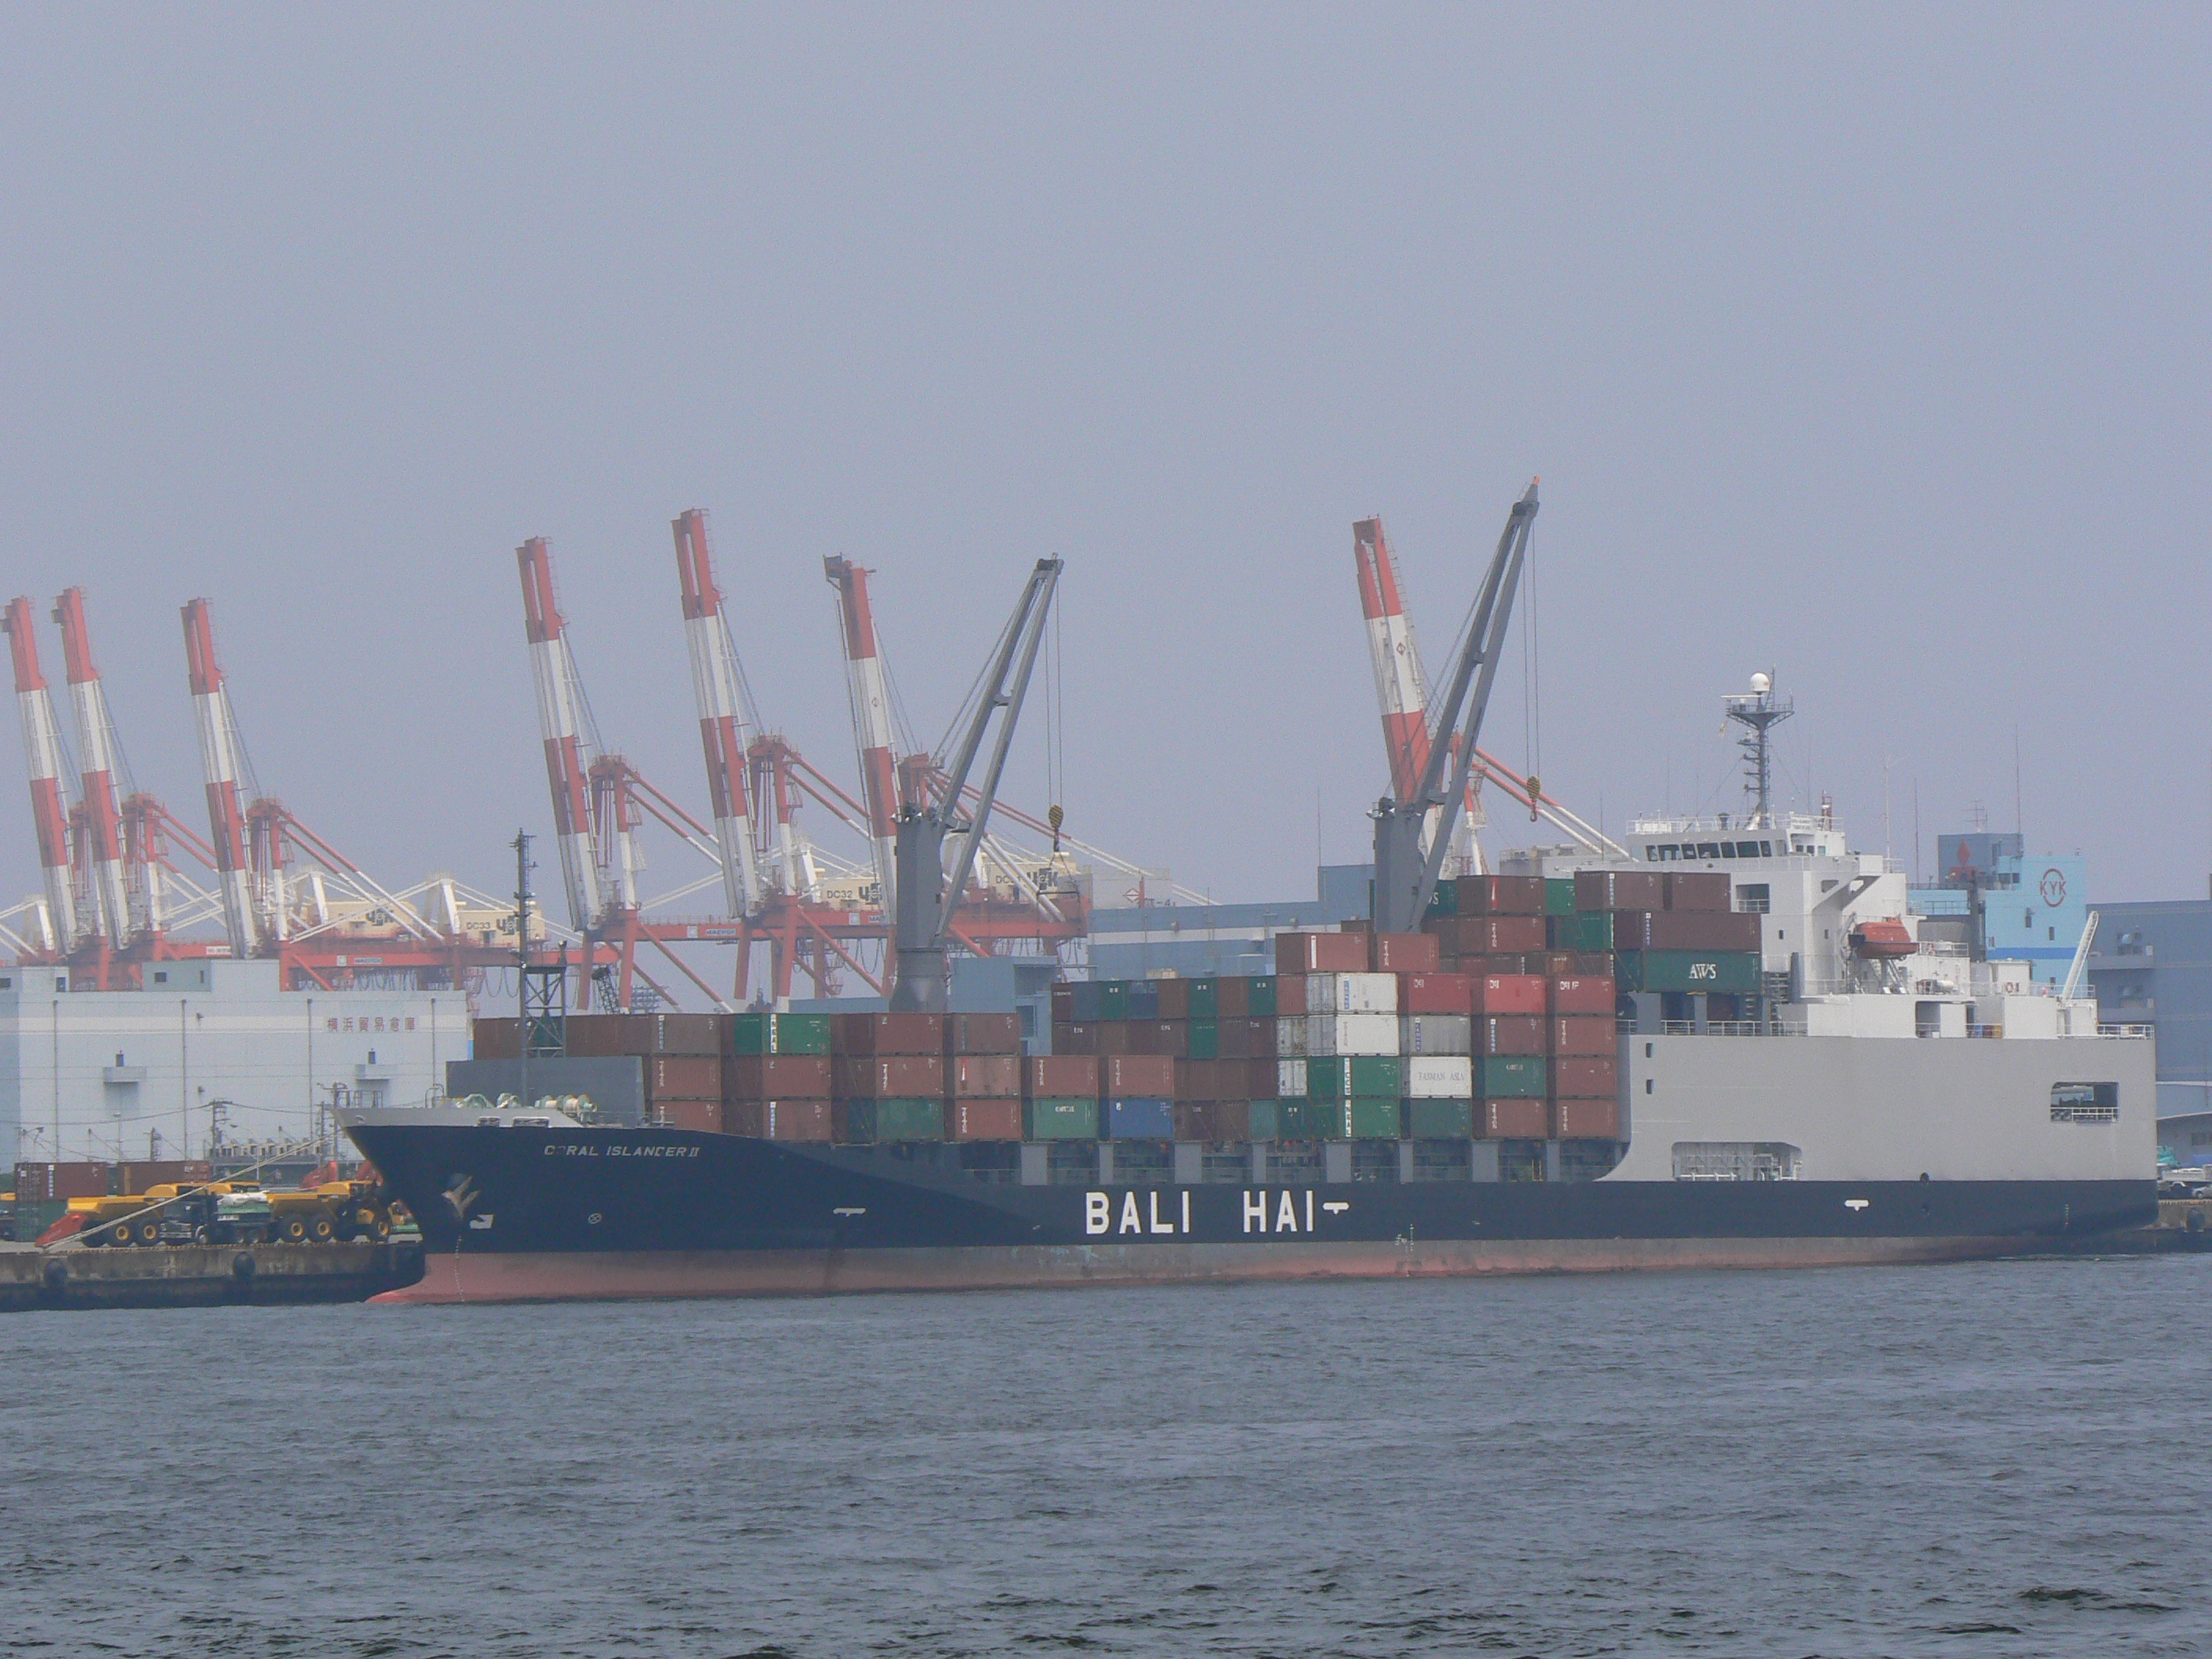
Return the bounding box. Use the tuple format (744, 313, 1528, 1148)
(517, 538, 608, 932)
(181, 598, 258, 958)
(823, 556, 903, 917)
(2, 598, 79, 952)
(50, 588, 134, 945)
(672, 509, 764, 916)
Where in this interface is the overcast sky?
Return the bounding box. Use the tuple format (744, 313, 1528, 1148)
(2, 5, 2205, 925)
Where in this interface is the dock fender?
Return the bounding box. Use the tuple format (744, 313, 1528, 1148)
(231, 1251, 257, 1283)
(40, 1257, 68, 1295)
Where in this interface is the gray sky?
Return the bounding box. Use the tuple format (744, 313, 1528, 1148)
(2, 5, 2206, 918)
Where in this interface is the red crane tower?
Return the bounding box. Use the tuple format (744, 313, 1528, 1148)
(2, 597, 79, 954)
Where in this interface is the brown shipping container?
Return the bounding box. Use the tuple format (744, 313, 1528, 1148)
(1478, 1014, 1547, 1056)
(1455, 874, 1544, 915)
(1573, 869, 1665, 913)
(1274, 931, 1367, 973)
(1155, 980, 1194, 1020)
(724, 1099, 835, 1141)
(1177, 1057, 1222, 1101)
(656, 1098, 723, 1134)
(1026, 1054, 1101, 1097)
(1050, 984, 1075, 1025)
(117, 1160, 214, 1192)
(1401, 972, 1473, 1014)
(835, 1012, 946, 1055)
(727, 1055, 833, 1100)
(1664, 871, 1732, 912)
(1548, 1016, 1616, 1057)
(1207, 1099, 1252, 1139)
(1174, 1101, 1218, 1141)
(1631, 910, 1761, 951)
(1549, 976, 1617, 1015)
(1103, 1053, 1177, 1097)
(1243, 1057, 1281, 1099)
(1214, 977, 1251, 1017)
(1370, 932, 1441, 972)
(1480, 1099, 1550, 1139)
(1275, 974, 1306, 1015)
(471, 1017, 523, 1060)
(1092, 1023, 1136, 1056)
(833, 1054, 945, 1098)
(1451, 915, 1547, 956)
(14, 1162, 112, 1201)
(647, 1055, 723, 1101)
(566, 1013, 721, 1057)
(1055, 1023, 1100, 1056)
(1126, 1020, 1188, 1058)
(946, 1098, 1024, 1141)
(949, 1054, 1021, 1097)
(1472, 974, 1548, 1016)
(1214, 1016, 1272, 1058)
(946, 1012, 1022, 1054)
(1552, 1097, 1622, 1139)
(1551, 1056, 1621, 1097)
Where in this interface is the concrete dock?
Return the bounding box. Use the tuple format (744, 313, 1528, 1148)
(2, 1239, 424, 1310)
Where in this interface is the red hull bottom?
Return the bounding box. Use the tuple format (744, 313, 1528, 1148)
(372, 1235, 2024, 1305)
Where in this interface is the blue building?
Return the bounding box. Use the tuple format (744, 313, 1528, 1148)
(1909, 833, 2087, 983)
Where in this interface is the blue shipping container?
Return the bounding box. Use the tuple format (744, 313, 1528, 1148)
(1068, 981, 1104, 1022)
(1126, 982, 1162, 1020)
(1104, 1097, 1174, 1138)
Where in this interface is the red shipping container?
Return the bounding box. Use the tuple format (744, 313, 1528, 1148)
(1026, 1054, 1101, 1097)
(657, 1099, 723, 1134)
(1401, 972, 1474, 1014)
(1455, 874, 1544, 915)
(1551, 1097, 1622, 1139)
(1244, 1056, 1282, 1099)
(1573, 869, 1665, 913)
(949, 1054, 1021, 1097)
(116, 1160, 214, 1193)
(727, 1055, 833, 1100)
(1548, 976, 1617, 1016)
(1214, 1017, 1271, 1058)
(724, 1099, 834, 1141)
(471, 1017, 523, 1060)
(1452, 914, 1547, 956)
(1480, 1099, 1549, 1139)
(1175, 1057, 1220, 1100)
(1156, 980, 1195, 1019)
(1371, 932, 1442, 973)
(1207, 1100, 1252, 1139)
(833, 1054, 944, 1098)
(1664, 871, 1732, 912)
(1551, 1056, 1620, 1097)
(1547, 1016, 1616, 1057)
(1055, 1023, 1100, 1056)
(1214, 977, 1252, 1017)
(1534, 951, 1579, 976)
(946, 1098, 1024, 1141)
(1096, 1023, 1137, 1056)
(1104, 1053, 1177, 1097)
(1174, 1101, 1218, 1141)
(946, 1012, 1022, 1053)
(1472, 974, 1547, 1016)
(647, 1055, 722, 1100)
(14, 1163, 114, 1201)
(1050, 984, 1075, 1024)
(1275, 974, 1306, 1015)
(566, 1013, 722, 1056)
(1274, 931, 1367, 973)
(1478, 1014, 1546, 1055)
(834, 1012, 946, 1055)
(1126, 1020, 1188, 1058)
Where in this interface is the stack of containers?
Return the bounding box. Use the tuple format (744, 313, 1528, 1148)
(1473, 969, 1549, 1137)
(1419, 875, 1547, 975)
(831, 1013, 947, 1143)
(723, 1011, 833, 1140)
(945, 1013, 1024, 1141)
(1268, 929, 1365, 1138)
(1305, 958, 1401, 1139)
(1026, 1052, 1101, 1140)
(567, 1013, 725, 1131)
(1575, 868, 1761, 999)
(1545, 972, 1619, 1140)
(1400, 967, 1475, 1137)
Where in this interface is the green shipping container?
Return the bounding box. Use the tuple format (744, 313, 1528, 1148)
(1614, 949, 1763, 995)
(852, 1098, 945, 1142)
(1474, 1056, 1549, 1098)
(1544, 878, 1578, 916)
(13, 1199, 66, 1244)
(1254, 1099, 1328, 1139)
(1247, 976, 1278, 1017)
(1547, 912, 1614, 951)
(1027, 1097, 1099, 1140)
(1426, 881, 1459, 917)
(725, 1012, 833, 1055)
(1404, 1099, 1474, 1139)
(1247, 1100, 1287, 1140)
(1186, 1020, 1219, 1060)
(1307, 1055, 1404, 1099)
(1098, 980, 1130, 1021)
(1309, 1098, 1402, 1140)
(1187, 979, 1219, 1019)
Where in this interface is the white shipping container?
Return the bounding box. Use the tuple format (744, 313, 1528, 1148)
(1276, 1058, 1309, 1097)
(1309, 1012, 1399, 1056)
(1274, 1016, 1309, 1056)
(1306, 971, 1400, 1014)
(1400, 1013, 1473, 1055)
(1403, 1055, 1474, 1098)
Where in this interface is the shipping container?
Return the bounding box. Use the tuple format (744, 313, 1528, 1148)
(642, 1055, 720, 1101)
(1474, 1055, 1549, 1097)
(1247, 1100, 1288, 1140)
(724, 1013, 833, 1055)
(1450, 914, 1547, 956)
(832, 1054, 943, 1099)
(1550, 1056, 1620, 1097)
(1177, 1057, 1222, 1101)
(1400, 972, 1473, 1015)
(1544, 877, 1579, 916)
(1613, 949, 1763, 994)
(1214, 1016, 1271, 1058)
(1610, 910, 1761, 952)
(727, 1054, 833, 1100)
(1399, 1013, 1473, 1054)
(1455, 873, 1544, 915)
(949, 1054, 1021, 1097)
(1096, 980, 1129, 1021)
(1472, 974, 1548, 1016)
(1572, 869, 1665, 912)
(1369, 932, 1441, 973)
(1102, 1053, 1177, 1097)
(1551, 1097, 1622, 1139)
(1269, 975, 1302, 1018)
(13, 1162, 114, 1202)
(1309, 1013, 1399, 1056)
(1050, 983, 1076, 1025)
(1126, 1020, 1188, 1058)
(1547, 1016, 1616, 1057)
(113, 1160, 213, 1193)
(835, 1097, 944, 1143)
(724, 1099, 834, 1141)
(1185, 1020, 1219, 1060)
(1090, 1023, 1135, 1056)
(1425, 880, 1459, 919)
(1547, 911, 1614, 952)
(1663, 871, 1732, 912)
(945, 1012, 1022, 1054)
(1104, 1097, 1174, 1139)
(1306, 971, 1399, 1014)
(1402, 1054, 1474, 1098)
(1274, 930, 1366, 973)
(1027, 1097, 1100, 1140)
(1066, 981, 1104, 1022)
(1481, 1097, 1550, 1138)
(1478, 1014, 1546, 1056)
(565, 1012, 722, 1057)
(1276, 1058, 1309, 1098)
(1243, 1056, 1282, 1099)
(1548, 975, 1617, 1016)
(1054, 1022, 1099, 1056)
(1026, 1054, 1100, 1098)
(1307, 1098, 1402, 1140)
(834, 1013, 946, 1056)
(1155, 977, 1219, 1020)
(1404, 1098, 1474, 1138)
(1214, 976, 1251, 1017)
(1126, 981, 1162, 1021)
(946, 1098, 1024, 1141)
(1307, 1054, 1404, 1099)
(471, 1017, 523, 1060)
(1274, 1016, 1309, 1056)
(656, 1098, 723, 1134)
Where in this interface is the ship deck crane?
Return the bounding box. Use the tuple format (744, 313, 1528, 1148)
(1370, 482, 1538, 935)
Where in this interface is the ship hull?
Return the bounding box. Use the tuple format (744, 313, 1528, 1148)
(349, 1121, 2154, 1306)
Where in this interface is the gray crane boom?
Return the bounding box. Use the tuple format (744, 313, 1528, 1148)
(889, 557, 1062, 1013)
(1370, 481, 1539, 934)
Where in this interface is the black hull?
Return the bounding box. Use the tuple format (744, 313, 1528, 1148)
(346, 1122, 2157, 1304)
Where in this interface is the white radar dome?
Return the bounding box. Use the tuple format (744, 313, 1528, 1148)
(1749, 672, 1771, 695)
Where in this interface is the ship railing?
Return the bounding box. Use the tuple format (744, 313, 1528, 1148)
(2097, 1023, 2155, 1039)
(1657, 1019, 1808, 1038)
